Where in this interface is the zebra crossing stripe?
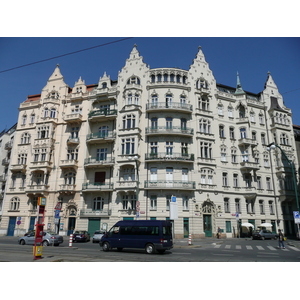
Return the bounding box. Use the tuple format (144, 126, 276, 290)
(246, 245, 253, 250)
(267, 246, 277, 251)
(256, 246, 264, 250)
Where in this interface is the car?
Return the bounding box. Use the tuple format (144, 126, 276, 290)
(18, 231, 64, 246)
(252, 229, 278, 240)
(92, 230, 105, 243)
(73, 230, 90, 242)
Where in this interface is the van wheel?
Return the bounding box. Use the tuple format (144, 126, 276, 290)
(102, 242, 110, 252)
(145, 243, 155, 254)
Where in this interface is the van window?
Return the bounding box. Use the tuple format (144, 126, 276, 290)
(163, 226, 172, 236)
(108, 226, 120, 236)
(118, 226, 160, 235)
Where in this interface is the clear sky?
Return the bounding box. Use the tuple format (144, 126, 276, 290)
(0, 37, 299, 130)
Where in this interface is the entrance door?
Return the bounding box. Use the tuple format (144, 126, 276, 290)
(29, 216, 36, 231)
(7, 217, 16, 236)
(183, 218, 189, 238)
(203, 215, 212, 237)
(88, 218, 101, 236)
(68, 217, 76, 235)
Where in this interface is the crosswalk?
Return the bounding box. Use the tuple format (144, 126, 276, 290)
(213, 244, 300, 251)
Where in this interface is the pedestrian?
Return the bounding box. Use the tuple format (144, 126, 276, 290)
(278, 229, 285, 249)
(217, 227, 222, 239)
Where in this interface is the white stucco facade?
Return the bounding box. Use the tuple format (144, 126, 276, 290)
(0, 45, 298, 239)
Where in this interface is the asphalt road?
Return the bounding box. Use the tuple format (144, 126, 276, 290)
(1, 236, 300, 262)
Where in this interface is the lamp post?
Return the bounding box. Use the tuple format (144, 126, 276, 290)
(128, 155, 140, 219)
(267, 142, 300, 238)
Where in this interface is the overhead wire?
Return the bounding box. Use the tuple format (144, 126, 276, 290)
(0, 37, 134, 74)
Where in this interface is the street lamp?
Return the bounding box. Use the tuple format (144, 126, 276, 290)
(267, 142, 300, 238)
(128, 156, 140, 219)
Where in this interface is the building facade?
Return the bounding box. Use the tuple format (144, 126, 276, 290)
(0, 124, 17, 229)
(1, 45, 299, 238)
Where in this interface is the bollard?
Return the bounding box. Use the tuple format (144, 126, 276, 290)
(69, 234, 73, 247)
(188, 233, 192, 245)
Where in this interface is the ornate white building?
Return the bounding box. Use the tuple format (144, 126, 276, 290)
(1, 45, 298, 238)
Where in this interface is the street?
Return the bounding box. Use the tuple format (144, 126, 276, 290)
(1, 236, 300, 262)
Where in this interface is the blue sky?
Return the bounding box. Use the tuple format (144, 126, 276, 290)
(0, 37, 299, 130)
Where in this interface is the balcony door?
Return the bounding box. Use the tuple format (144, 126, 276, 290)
(95, 172, 105, 185)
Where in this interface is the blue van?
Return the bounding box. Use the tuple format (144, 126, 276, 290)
(99, 220, 173, 254)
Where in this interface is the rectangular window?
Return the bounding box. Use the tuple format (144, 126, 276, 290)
(235, 199, 241, 213)
(224, 198, 230, 213)
(225, 221, 232, 233)
(182, 196, 189, 210)
(222, 172, 228, 186)
(150, 195, 157, 210)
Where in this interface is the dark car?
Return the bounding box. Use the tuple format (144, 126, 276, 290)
(252, 229, 278, 240)
(73, 230, 90, 242)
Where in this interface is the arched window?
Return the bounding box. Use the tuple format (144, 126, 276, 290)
(93, 196, 104, 210)
(123, 114, 136, 129)
(10, 197, 20, 211)
(64, 172, 76, 185)
(127, 93, 132, 105)
(166, 94, 173, 107)
(127, 76, 140, 85)
(134, 93, 139, 105)
(240, 127, 247, 139)
(30, 114, 35, 124)
(50, 108, 56, 118)
(280, 133, 289, 145)
(22, 114, 27, 125)
(21, 132, 31, 144)
(199, 118, 211, 134)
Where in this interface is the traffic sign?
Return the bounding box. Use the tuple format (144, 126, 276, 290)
(235, 212, 239, 220)
(171, 196, 176, 202)
(17, 220, 21, 225)
(294, 211, 300, 224)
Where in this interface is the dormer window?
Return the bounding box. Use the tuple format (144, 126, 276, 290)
(76, 87, 82, 93)
(127, 76, 140, 85)
(102, 82, 107, 89)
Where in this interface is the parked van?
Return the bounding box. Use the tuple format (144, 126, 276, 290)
(99, 220, 173, 254)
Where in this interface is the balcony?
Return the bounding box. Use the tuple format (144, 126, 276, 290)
(115, 180, 138, 190)
(240, 161, 260, 172)
(145, 126, 193, 136)
(0, 174, 7, 182)
(145, 153, 194, 162)
(238, 138, 258, 147)
(60, 159, 78, 169)
(30, 161, 52, 171)
(84, 157, 115, 168)
(25, 184, 49, 194)
(82, 182, 114, 192)
(67, 137, 80, 145)
(80, 208, 111, 217)
(2, 158, 10, 166)
(88, 109, 117, 122)
(10, 164, 27, 173)
(58, 184, 76, 194)
(86, 131, 116, 144)
(63, 113, 83, 123)
(146, 102, 192, 113)
(144, 180, 196, 190)
(4, 141, 12, 150)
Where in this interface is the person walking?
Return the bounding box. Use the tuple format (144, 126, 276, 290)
(217, 227, 222, 239)
(278, 229, 285, 249)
